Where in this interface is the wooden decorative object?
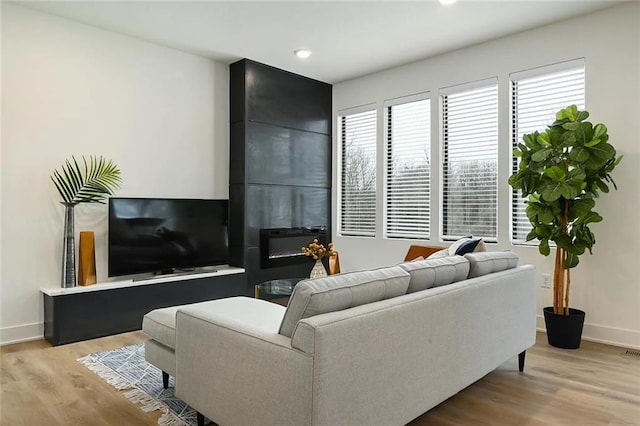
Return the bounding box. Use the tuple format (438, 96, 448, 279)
(78, 231, 97, 286)
(403, 245, 445, 262)
(329, 253, 341, 275)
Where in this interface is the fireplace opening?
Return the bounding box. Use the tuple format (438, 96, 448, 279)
(260, 227, 327, 269)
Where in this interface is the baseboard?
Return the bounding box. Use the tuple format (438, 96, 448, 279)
(536, 315, 640, 350)
(0, 322, 44, 346)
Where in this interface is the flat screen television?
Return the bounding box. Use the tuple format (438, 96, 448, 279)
(108, 198, 229, 277)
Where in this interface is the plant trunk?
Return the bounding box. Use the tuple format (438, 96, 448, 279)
(553, 199, 571, 315)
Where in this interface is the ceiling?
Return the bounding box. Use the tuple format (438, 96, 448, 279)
(18, 1, 622, 83)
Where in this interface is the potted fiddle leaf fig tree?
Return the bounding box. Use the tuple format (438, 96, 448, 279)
(508, 105, 622, 349)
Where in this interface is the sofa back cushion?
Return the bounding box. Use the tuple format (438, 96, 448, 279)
(464, 251, 519, 278)
(278, 265, 410, 337)
(398, 256, 470, 293)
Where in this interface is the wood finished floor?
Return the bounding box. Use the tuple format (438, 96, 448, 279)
(1, 331, 638, 425)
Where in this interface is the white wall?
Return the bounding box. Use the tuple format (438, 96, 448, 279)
(0, 4, 229, 344)
(333, 3, 640, 349)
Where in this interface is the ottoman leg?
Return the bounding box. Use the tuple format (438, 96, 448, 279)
(162, 371, 169, 389)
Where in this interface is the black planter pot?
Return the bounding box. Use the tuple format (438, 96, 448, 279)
(543, 307, 586, 349)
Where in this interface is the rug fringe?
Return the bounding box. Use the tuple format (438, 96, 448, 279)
(78, 355, 133, 391)
(123, 388, 167, 412)
(158, 410, 188, 426)
(78, 346, 192, 426)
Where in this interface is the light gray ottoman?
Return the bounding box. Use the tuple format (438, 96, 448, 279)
(142, 297, 286, 388)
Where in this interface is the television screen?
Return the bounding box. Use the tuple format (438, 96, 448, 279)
(108, 198, 229, 277)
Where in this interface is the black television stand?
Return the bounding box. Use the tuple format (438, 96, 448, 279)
(41, 266, 246, 346)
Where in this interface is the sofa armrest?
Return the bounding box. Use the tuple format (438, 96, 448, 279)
(175, 301, 313, 426)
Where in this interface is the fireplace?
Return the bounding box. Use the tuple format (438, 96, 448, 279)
(260, 227, 327, 269)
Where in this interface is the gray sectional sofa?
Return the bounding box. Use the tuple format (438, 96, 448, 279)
(143, 251, 536, 426)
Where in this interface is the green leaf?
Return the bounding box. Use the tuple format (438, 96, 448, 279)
(513, 149, 522, 157)
(593, 123, 607, 139)
(539, 239, 551, 256)
(574, 122, 594, 145)
(559, 183, 579, 200)
(577, 110, 589, 122)
(568, 146, 590, 162)
(577, 211, 603, 225)
(535, 225, 552, 239)
(544, 166, 566, 181)
(557, 105, 579, 121)
(562, 122, 580, 131)
(566, 168, 586, 187)
(588, 142, 615, 161)
(523, 132, 538, 147)
(541, 182, 563, 202)
(537, 133, 552, 147)
(571, 198, 595, 217)
(555, 235, 572, 250)
(538, 207, 555, 224)
(564, 253, 580, 269)
(50, 155, 121, 205)
(584, 138, 601, 147)
(532, 148, 552, 162)
(595, 180, 610, 193)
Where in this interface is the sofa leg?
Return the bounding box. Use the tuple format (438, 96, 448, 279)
(162, 371, 169, 389)
(518, 350, 526, 372)
(197, 412, 205, 426)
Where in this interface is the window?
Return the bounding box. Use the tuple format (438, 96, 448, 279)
(384, 95, 431, 239)
(339, 107, 377, 237)
(441, 79, 498, 241)
(511, 61, 585, 243)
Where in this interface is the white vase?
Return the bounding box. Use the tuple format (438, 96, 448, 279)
(310, 259, 328, 279)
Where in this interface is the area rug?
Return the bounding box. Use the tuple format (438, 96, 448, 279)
(77, 343, 202, 426)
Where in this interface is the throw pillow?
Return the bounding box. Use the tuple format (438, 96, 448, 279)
(447, 236, 473, 256)
(454, 238, 481, 255)
(447, 236, 487, 256)
(426, 249, 449, 259)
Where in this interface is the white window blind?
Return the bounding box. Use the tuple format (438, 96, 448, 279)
(385, 96, 430, 239)
(339, 108, 377, 237)
(441, 80, 498, 241)
(511, 62, 585, 243)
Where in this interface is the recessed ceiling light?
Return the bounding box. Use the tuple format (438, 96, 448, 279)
(439, 0, 457, 5)
(294, 49, 312, 59)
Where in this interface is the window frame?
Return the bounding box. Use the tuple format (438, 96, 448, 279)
(439, 78, 499, 242)
(383, 92, 432, 240)
(337, 104, 378, 238)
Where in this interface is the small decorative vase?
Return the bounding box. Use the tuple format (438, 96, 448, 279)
(61, 202, 77, 288)
(310, 259, 328, 279)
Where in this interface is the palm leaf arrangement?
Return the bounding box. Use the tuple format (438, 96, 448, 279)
(51, 155, 122, 205)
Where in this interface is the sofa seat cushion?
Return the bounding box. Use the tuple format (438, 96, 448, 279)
(143, 297, 286, 349)
(464, 251, 519, 278)
(399, 256, 470, 293)
(278, 265, 410, 337)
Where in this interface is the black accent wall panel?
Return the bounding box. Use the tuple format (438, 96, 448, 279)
(229, 59, 332, 291)
(244, 62, 331, 134)
(229, 122, 246, 185)
(246, 122, 330, 187)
